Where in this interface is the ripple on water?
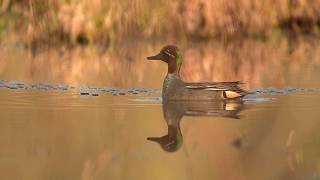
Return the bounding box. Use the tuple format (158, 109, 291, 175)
(242, 96, 272, 102)
(250, 87, 320, 95)
(0, 80, 162, 98)
(129, 97, 162, 103)
(77, 86, 160, 97)
(1, 80, 319, 99)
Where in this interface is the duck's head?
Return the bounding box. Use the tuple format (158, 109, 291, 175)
(147, 45, 183, 74)
(147, 125, 183, 152)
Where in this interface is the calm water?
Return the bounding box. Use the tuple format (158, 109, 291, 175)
(1, 37, 320, 180)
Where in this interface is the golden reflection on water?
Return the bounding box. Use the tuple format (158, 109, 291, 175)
(147, 100, 245, 152)
(1, 36, 320, 89)
(0, 90, 320, 179)
(1, 37, 320, 180)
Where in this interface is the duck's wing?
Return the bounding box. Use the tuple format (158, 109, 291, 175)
(185, 81, 242, 89)
(184, 81, 249, 98)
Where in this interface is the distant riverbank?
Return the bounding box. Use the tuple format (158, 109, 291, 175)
(1, 0, 320, 48)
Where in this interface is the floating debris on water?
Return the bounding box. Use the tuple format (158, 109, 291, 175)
(232, 138, 242, 149)
(5, 81, 26, 89)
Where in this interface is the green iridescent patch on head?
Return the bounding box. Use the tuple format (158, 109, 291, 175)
(176, 51, 183, 66)
(174, 131, 183, 151)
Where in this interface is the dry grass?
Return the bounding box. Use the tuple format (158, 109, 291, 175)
(0, 0, 320, 47)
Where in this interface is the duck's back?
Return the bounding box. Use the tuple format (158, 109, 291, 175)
(162, 74, 248, 101)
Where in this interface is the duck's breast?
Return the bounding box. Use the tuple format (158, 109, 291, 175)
(162, 74, 184, 100)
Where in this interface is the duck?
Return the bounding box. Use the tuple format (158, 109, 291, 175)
(147, 45, 249, 101)
(147, 100, 245, 152)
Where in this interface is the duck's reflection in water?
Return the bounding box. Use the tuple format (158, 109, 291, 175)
(147, 100, 245, 152)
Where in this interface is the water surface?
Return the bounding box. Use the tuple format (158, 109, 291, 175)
(1, 37, 320, 180)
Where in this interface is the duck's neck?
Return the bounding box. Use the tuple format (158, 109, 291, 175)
(168, 125, 181, 139)
(168, 125, 183, 150)
(168, 61, 181, 76)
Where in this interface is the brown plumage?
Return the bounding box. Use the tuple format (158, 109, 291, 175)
(147, 100, 245, 152)
(147, 45, 249, 101)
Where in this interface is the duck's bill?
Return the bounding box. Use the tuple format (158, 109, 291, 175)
(147, 137, 162, 143)
(147, 53, 164, 60)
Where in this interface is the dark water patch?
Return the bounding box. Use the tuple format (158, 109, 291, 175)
(5, 81, 26, 89)
(78, 86, 159, 96)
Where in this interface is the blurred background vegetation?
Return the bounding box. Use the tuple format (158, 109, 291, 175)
(1, 0, 320, 49)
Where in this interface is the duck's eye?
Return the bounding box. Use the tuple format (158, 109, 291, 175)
(164, 50, 174, 58)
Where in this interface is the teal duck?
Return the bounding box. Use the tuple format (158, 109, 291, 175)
(147, 45, 249, 101)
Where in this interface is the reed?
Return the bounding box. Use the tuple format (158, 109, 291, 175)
(1, 0, 320, 47)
